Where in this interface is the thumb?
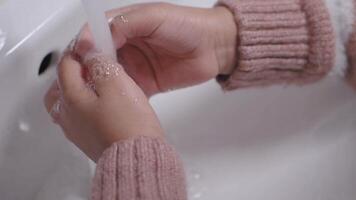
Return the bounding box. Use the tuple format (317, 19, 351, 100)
(110, 4, 168, 48)
(73, 3, 167, 58)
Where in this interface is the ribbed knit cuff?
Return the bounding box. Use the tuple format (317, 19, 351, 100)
(347, 35, 356, 90)
(91, 136, 187, 200)
(216, 0, 335, 90)
(347, 1, 356, 89)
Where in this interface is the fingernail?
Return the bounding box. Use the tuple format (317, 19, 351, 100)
(108, 13, 128, 26)
(119, 15, 129, 23)
(108, 16, 116, 25)
(64, 38, 76, 53)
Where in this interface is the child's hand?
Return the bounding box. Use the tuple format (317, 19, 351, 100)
(44, 52, 164, 162)
(75, 3, 237, 96)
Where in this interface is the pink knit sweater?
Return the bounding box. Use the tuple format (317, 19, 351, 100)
(216, 0, 335, 90)
(91, 137, 186, 200)
(91, 0, 356, 199)
(347, 1, 356, 89)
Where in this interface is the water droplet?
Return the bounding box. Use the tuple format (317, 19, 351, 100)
(121, 91, 127, 96)
(193, 173, 201, 180)
(18, 121, 30, 132)
(189, 170, 202, 181)
(120, 15, 129, 23)
(193, 192, 202, 199)
(133, 98, 139, 104)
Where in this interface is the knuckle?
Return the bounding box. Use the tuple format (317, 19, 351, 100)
(148, 5, 169, 25)
(43, 86, 59, 112)
(149, 3, 170, 15)
(63, 89, 93, 110)
(153, 2, 172, 8)
(62, 91, 80, 107)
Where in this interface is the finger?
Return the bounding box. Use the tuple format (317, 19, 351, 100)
(117, 44, 161, 97)
(74, 3, 163, 58)
(44, 81, 63, 123)
(110, 3, 167, 48)
(57, 53, 96, 105)
(44, 81, 60, 113)
(74, 24, 94, 58)
(84, 52, 142, 98)
(106, 3, 157, 18)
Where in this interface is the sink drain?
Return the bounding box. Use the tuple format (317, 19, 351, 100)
(38, 52, 56, 75)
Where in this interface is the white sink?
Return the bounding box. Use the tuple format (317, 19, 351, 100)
(1, 0, 356, 200)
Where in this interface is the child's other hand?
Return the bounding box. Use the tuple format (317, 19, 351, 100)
(44, 52, 164, 162)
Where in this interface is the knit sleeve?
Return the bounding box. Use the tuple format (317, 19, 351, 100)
(91, 136, 187, 200)
(347, 0, 356, 89)
(348, 29, 356, 89)
(216, 0, 336, 90)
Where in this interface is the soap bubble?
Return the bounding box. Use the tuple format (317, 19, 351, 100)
(192, 192, 202, 199)
(18, 121, 30, 132)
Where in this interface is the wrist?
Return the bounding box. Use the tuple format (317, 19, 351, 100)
(210, 6, 238, 75)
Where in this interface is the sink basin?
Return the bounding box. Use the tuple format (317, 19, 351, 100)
(1, 0, 356, 200)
